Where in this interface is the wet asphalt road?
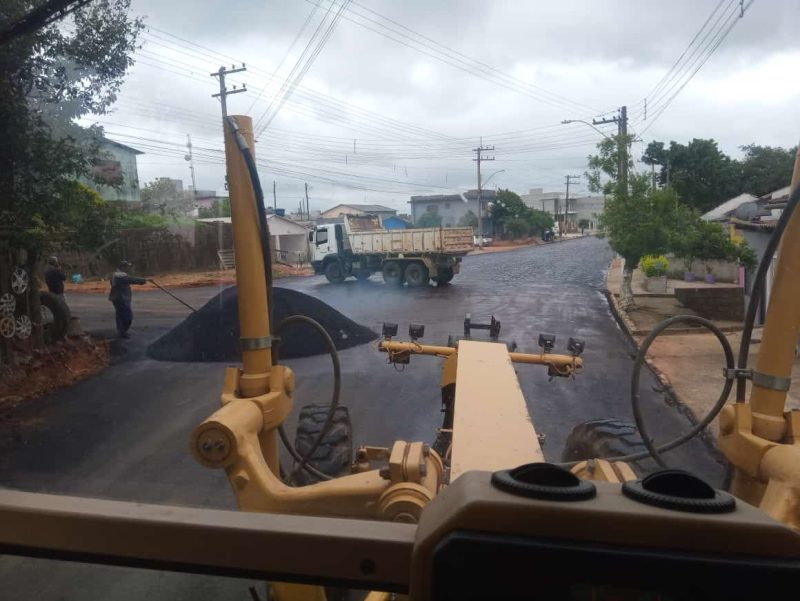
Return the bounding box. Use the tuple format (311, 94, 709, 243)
(0, 236, 725, 600)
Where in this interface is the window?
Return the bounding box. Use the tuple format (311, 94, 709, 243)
(426, 205, 438, 213)
(316, 229, 328, 245)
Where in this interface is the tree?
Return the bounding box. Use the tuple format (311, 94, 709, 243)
(0, 0, 142, 348)
(589, 135, 681, 309)
(141, 178, 194, 216)
(198, 198, 232, 219)
(738, 144, 797, 197)
(491, 189, 553, 238)
(457, 209, 478, 229)
(527, 208, 554, 237)
(578, 218, 590, 234)
(504, 217, 529, 239)
(416, 212, 442, 228)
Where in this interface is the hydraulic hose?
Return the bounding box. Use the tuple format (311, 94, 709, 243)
(735, 183, 800, 401)
(275, 315, 342, 482)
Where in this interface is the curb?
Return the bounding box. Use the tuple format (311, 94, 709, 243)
(603, 261, 729, 472)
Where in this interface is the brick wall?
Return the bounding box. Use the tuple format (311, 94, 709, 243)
(674, 287, 744, 321)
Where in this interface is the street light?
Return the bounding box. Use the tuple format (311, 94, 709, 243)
(477, 169, 506, 248)
(561, 119, 611, 140)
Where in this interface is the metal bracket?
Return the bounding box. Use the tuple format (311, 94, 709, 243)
(752, 370, 792, 392)
(240, 336, 273, 351)
(722, 368, 792, 392)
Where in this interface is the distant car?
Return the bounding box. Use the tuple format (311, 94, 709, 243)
(473, 236, 493, 246)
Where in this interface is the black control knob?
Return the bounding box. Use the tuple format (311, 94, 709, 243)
(492, 462, 596, 501)
(622, 469, 736, 513)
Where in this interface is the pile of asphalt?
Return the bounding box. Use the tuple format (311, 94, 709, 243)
(147, 286, 377, 362)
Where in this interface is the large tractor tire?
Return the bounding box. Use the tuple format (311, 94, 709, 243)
(404, 262, 429, 287)
(561, 418, 648, 473)
(324, 261, 346, 284)
(382, 260, 404, 286)
(434, 267, 454, 285)
(39, 291, 69, 344)
(291, 404, 353, 486)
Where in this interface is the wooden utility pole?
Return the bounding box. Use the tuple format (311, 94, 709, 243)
(473, 138, 494, 248)
(593, 105, 628, 197)
(185, 134, 197, 208)
(211, 64, 247, 118)
(304, 182, 310, 220)
(272, 180, 277, 212)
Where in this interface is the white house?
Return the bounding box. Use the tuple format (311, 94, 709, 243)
(197, 213, 310, 265)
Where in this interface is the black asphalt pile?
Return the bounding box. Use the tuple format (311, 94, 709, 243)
(147, 286, 377, 362)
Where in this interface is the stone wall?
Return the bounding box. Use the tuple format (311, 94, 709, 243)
(674, 287, 744, 321)
(56, 222, 233, 278)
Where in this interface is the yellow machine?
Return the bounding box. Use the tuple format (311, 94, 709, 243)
(1, 115, 799, 600)
(184, 116, 800, 599)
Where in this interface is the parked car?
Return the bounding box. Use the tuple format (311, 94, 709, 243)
(473, 235, 493, 246)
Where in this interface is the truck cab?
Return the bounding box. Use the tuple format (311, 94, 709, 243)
(309, 223, 349, 268)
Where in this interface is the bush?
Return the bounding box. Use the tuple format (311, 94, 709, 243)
(641, 255, 669, 277)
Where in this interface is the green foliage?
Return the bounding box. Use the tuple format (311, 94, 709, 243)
(0, 0, 144, 254)
(734, 241, 758, 270)
(739, 144, 797, 197)
(416, 212, 443, 228)
(198, 198, 231, 219)
(118, 211, 171, 229)
(578, 218, 590, 233)
(492, 189, 553, 238)
(457, 209, 479, 229)
(640, 255, 669, 277)
(141, 178, 193, 216)
(586, 134, 636, 195)
(672, 216, 744, 273)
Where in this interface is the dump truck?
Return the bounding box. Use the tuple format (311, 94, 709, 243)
(309, 214, 473, 286)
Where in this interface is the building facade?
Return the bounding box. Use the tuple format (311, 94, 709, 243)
(520, 187, 604, 233)
(409, 190, 494, 231)
(319, 203, 397, 222)
(86, 139, 144, 202)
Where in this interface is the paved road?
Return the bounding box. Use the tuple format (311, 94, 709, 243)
(0, 237, 725, 599)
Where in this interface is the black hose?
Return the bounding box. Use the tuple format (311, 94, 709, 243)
(274, 315, 341, 482)
(630, 315, 735, 467)
(735, 183, 800, 401)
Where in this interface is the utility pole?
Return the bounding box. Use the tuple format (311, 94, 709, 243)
(564, 175, 580, 235)
(211, 64, 247, 119)
(593, 105, 628, 198)
(272, 180, 277, 212)
(473, 137, 495, 248)
(304, 182, 310, 221)
(185, 134, 197, 210)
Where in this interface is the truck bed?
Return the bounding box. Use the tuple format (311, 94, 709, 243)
(347, 227, 473, 255)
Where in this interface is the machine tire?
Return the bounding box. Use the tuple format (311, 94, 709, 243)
(324, 261, 345, 284)
(561, 418, 648, 471)
(434, 267, 454, 285)
(39, 291, 68, 344)
(404, 262, 429, 287)
(291, 404, 353, 486)
(382, 260, 404, 286)
(355, 268, 371, 281)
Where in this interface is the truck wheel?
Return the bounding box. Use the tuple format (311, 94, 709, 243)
(382, 261, 404, 285)
(39, 291, 69, 344)
(434, 267, 454, 285)
(561, 418, 648, 473)
(324, 261, 345, 283)
(404, 262, 429, 287)
(291, 404, 353, 486)
(355, 269, 371, 281)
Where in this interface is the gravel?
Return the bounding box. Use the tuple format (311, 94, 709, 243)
(146, 286, 377, 362)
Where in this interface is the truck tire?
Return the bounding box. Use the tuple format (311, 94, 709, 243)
(404, 262, 429, 287)
(291, 404, 353, 486)
(434, 267, 454, 285)
(324, 261, 345, 284)
(382, 261, 404, 286)
(39, 291, 69, 344)
(561, 418, 648, 473)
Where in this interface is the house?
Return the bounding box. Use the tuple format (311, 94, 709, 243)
(382, 215, 412, 230)
(197, 213, 310, 265)
(319, 204, 397, 222)
(85, 138, 143, 202)
(701, 193, 757, 222)
(409, 190, 494, 231)
(520, 188, 604, 233)
(570, 195, 606, 232)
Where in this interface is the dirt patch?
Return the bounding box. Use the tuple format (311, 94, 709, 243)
(64, 265, 313, 293)
(0, 336, 110, 403)
(146, 286, 377, 362)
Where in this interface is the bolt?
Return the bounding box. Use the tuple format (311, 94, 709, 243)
(201, 441, 213, 452)
(379, 466, 391, 480)
(214, 439, 226, 452)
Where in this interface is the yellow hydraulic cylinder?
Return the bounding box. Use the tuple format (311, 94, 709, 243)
(749, 144, 800, 441)
(224, 115, 271, 397)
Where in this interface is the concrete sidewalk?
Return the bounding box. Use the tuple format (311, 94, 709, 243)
(605, 257, 800, 437)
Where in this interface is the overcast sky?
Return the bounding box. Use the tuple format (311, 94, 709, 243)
(91, 0, 800, 213)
